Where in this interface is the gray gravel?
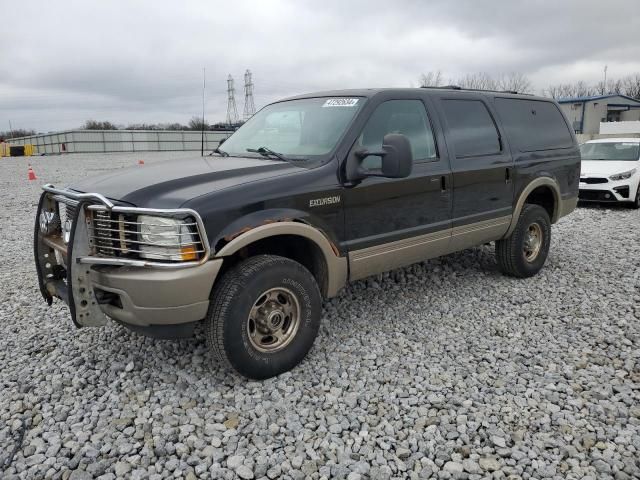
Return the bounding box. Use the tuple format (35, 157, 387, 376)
(1, 152, 639, 480)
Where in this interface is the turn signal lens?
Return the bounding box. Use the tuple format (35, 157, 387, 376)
(181, 245, 198, 261)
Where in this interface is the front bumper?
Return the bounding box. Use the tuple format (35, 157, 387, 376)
(35, 186, 220, 329)
(89, 261, 222, 326)
(579, 179, 636, 203)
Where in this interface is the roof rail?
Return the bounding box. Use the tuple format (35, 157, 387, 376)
(419, 85, 532, 96)
(420, 85, 462, 90)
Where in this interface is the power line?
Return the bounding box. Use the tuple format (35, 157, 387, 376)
(226, 74, 239, 125)
(243, 69, 256, 120)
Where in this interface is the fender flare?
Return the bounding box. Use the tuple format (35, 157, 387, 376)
(215, 221, 348, 298)
(505, 177, 562, 237)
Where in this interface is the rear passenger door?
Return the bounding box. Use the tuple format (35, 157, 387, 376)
(436, 96, 514, 236)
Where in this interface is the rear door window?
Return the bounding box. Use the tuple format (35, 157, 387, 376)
(441, 100, 501, 157)
(494, 98, 573, 152)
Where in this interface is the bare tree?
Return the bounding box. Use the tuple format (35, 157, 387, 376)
(418, 71, 443, 88)
(0, 128, 36, 140)
(456, 72, 498, 90)
(621, 74, 640, 99)
(573, 81, 596, 97)
(188, 116, 209, 131)
(497, 72, 533, 93)
(83, 120, 117, 130)
(543, 81, 598, 99)
(595, 78, 623, 95)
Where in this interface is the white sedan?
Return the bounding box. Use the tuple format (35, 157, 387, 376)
(579, 138, 640, 209)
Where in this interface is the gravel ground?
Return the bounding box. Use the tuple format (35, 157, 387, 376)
(1, 152, 639, 480)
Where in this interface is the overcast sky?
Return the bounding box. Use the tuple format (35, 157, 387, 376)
(2, 0, 640, 132)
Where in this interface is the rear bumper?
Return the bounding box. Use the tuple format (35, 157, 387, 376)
(558, 195, 579, 219)
(90, 260, 222, 326)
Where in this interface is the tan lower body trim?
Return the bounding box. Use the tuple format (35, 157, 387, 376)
(450, 215, 511, 252)
(215, 221, 348, 299)
(558, 195, 578, 219)
(348, 215, 511, 281)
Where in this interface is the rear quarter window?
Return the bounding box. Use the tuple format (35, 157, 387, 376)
(494, 98, 573, 152)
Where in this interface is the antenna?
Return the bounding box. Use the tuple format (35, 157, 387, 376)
(603, 65, 608, 94)
(243, 69, 256, 121)
(226, 75, 239, 125)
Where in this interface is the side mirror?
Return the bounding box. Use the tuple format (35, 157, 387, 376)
(346, 133, 413, 181)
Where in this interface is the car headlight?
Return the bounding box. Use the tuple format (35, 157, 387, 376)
(39, 210, 61, 235)
(609, 169, 637, 181)
(138, 215, 199, 261)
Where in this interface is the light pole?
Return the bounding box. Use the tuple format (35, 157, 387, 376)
(201, 67, 206, 157)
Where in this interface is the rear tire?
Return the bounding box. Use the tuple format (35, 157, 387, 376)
(496, 204, 551, 278)
(205, 255, 322, 379)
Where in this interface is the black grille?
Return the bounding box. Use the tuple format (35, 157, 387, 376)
(580, 177, 608, 184)
(64, 203, 77, 223)
(614, 186, 630, 198)
(91, 211, 139, 258)
(93, 211, 116, 256)
(579, 190, 615, 201)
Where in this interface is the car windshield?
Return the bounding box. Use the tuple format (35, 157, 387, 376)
(580, 142, 640, 161)
(218, 97, 363, 161)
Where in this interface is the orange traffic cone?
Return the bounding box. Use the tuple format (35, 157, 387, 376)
(28, 165, 37, 181)
(138, 159, 145, 165)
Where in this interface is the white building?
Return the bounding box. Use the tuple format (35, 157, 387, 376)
(558, 94, 640, 135)
(7, 129, 232, 155)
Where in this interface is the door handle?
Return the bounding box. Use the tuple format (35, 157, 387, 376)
(505, 167, 512, 184)
(430, 176, 447, 191)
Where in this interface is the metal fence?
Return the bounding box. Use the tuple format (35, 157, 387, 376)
(7, 130, 233, 155)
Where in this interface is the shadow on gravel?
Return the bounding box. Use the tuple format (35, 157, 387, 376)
(84, 245, 500, 383)
(577, 201, 635, 211)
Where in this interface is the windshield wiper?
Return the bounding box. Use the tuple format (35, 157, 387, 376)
(210, 147, 229, 157)
(246, 146, 289, 161)
(246, 146, 307, 162)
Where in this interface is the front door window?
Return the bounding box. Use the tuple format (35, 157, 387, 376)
(356, 100, 437, 169)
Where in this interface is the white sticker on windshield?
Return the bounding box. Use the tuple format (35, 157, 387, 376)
(322, 98, 359, 107)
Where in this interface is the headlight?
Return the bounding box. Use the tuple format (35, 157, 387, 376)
(609, 169, 637, 181)
(39, 210, 60, 235)
(138, 215, 199, 261)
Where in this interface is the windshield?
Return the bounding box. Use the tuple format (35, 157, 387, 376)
(219, 97, 363, 160)
(580, 142, 640, 161)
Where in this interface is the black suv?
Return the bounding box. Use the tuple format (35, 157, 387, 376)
(35, 88, 580, 379)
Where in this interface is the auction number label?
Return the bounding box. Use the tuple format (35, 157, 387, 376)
(322, 98, 359, 107)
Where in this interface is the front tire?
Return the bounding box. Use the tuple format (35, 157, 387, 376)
(205, 255, 322, 379)
(496, 204, 551, 278)
(630, 185, 640, 209)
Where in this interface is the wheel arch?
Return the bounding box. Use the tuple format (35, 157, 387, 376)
(215, 221, 347, 298)
(506, 177, 561, 237)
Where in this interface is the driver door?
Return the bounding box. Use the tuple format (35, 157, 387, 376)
(343, 98, 453, 280)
